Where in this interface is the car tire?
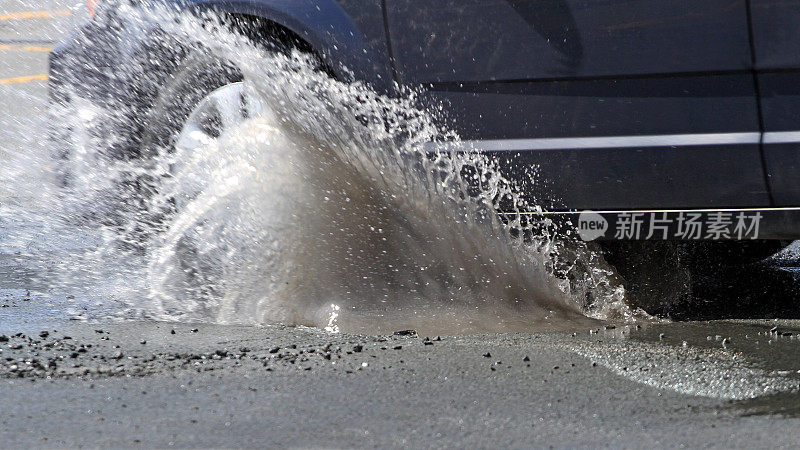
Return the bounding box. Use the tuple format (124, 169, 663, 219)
(139, 50, 244, 160)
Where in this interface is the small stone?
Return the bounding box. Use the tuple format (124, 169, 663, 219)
(352, 345, 363, 353)
(659, 333, 666, 340)
(190, 328, 199, 333)
(69, 352, 79, 358)
(523, 356, 530, 362)
(239, 347, 250, 353)
(604, 324, 616, 330)
(423, 341, 433, 346)
(170, 329, 176, 335)
(483, 352, 491, 358)
(553, 366, 559, 370)
(393, 330, 417, 337)
(591, 362, 597, 367)
(140, 340, 147, 345)
(112, 351, 123, 360)
(0, 335, 7, 342)
(269, 347, 280, 354)
(38, 331, 49, 338)
(392, 345, 402, 350)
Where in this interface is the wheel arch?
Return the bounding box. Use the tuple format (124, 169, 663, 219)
(185, 0, 395, 95)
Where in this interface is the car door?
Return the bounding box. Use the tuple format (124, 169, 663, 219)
(750, 0, 800, 206)
(384, 0, 769, 211)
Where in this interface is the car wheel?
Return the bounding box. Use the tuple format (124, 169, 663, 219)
(133, 49, 263, 305)
(140, 51, 249, 160)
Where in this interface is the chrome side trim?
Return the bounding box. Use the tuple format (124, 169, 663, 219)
(501, 207, 800, 216)
(763, 131, 800, 145)
(425, 132, 761, 152)
(498, 207, 800, 240)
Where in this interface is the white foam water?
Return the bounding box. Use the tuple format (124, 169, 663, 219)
(0, 5, 645, 334)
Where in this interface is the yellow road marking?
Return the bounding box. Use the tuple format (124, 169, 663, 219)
(0, 10, 71, 21)
(0, 74, 48, 84)
(0, 44, 53, 52)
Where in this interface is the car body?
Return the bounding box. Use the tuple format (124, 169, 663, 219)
(49, 0, 800, 242)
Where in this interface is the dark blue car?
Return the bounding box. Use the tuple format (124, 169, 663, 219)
(49, 0, 800, 252)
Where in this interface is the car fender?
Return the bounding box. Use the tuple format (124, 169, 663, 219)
(184, 0, 395, 95)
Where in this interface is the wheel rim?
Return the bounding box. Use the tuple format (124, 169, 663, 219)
(175, 81, 263, 153)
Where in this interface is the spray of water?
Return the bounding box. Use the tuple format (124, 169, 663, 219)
(0, 5, 645, 334)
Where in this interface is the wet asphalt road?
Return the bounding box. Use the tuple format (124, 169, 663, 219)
(3, 4, 800, 448)
(0, 317, 800, 448)
(0, 1, 70, 160)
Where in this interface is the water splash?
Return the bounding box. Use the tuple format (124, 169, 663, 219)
(0, 5, 645, 334)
